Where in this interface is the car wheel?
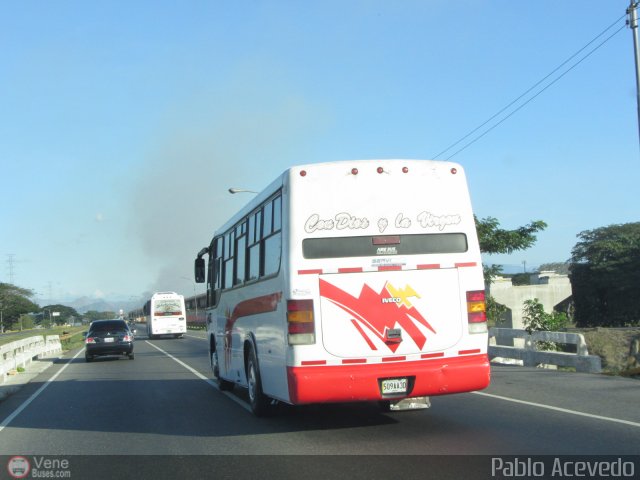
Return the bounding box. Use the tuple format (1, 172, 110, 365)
(211, 349, 234, 391)
(85, 354, 92, 363)
(128, 353, 135, 360)
(247, 347, 270, 416)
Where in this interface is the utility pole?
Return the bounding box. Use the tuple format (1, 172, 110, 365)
(6, 254, 16, 284)
(628, 1, 640, 148)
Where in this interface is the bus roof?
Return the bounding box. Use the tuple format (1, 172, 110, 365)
(214, 159, 463, 236)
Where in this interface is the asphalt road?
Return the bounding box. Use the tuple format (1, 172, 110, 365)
(0, 329, 638, 478)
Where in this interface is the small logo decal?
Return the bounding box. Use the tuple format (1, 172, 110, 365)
(7, 456, 30, 479)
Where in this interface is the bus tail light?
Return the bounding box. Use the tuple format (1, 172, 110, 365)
(466, 290, 487, 334)
(287, 299, 315, 345)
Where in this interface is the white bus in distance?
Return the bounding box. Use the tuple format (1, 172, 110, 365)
(195, 159, 490, 416)
(144, 292, 187, 339)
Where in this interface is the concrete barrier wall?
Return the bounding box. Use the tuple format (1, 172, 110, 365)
(0, 335, 62, 384)
(489, 327, 602, 374)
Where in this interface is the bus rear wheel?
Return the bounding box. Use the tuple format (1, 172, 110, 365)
(211, 350, 234, 391)
(247, 347, 270, 417)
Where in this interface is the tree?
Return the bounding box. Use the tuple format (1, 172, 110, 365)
(476, 216, 547, 325)
(19, 314, 35, 330)
(42, 304, 81, 326)
(83, 310, 116, 323)
(510, 273, 531, 286)
(0, 283, 40, 331)
(569, 222, 640, 327)
(539, 262, 570, 275)
(486, 295, 508, 327)
(476, 216, 547, 284)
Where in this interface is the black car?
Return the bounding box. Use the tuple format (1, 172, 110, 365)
(85, 319, 135, 362)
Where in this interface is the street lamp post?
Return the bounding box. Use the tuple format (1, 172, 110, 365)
(228, 188, 258, 194)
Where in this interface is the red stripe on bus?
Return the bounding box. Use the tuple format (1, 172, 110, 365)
(223, 293, 283, 362)
(301, 360, 327, 366)
(298, 269, 323, 275)
(382, 356, 406, 362)
(459, 349, 481, 355)
(421, 352, 445, 359)
(417, 264, 440, 270)
(338, 267, 363, 273)
(231, 293, 282, 319)
(455, 262, 477, 268)
(350, 319, 377, 350)
(377, 266, 402, 271)
(342, 358, 367, 364)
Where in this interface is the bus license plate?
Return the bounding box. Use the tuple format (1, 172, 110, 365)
(381, 378, 408, 395)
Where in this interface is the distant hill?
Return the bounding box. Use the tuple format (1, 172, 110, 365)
(64, 297, 140, 315)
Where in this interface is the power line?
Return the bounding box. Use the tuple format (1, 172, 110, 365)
(433, 13, 628, 160)
(444, 24, 626, 160)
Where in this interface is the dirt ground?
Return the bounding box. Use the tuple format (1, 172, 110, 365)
(575, 328, 640, 376)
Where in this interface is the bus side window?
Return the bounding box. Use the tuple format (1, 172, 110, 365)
(247, 210, 261, 281)
(235, 222, 247, 285)
(263, 195, 282, 277)
(209, 237, 224, 306)
(263, 232, 281, 276)
(223, 230, 235, 289)
(273, 195, 281, 231)
(263, 200, 273, 237)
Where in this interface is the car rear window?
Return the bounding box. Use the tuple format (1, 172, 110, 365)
(89, 320, 128, 333)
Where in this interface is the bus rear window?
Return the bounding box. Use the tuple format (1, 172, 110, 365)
(302, 233, 467, 259)
(154, 299, 183, 316)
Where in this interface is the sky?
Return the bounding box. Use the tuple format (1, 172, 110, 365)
(1, 0, 638, 308)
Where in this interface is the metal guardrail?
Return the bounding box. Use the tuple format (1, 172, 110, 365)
(0, 335, 62, 384)
(489, 327, 602, 374)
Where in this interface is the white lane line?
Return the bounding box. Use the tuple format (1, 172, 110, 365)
(472, 391, 640, 428)
(144, 341, 251, 413)
(0, 348, 85, 433)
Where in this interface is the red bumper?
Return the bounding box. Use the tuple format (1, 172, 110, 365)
(286, 354, 490, 405)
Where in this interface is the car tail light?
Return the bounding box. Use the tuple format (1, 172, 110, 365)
(287, 299, 315, 345)
(123, 334, 133, 342)
(466, 290, 487, 334)
(85, 336, 96, 344)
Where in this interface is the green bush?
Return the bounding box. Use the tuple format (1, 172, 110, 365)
(522, 298, 568, 351)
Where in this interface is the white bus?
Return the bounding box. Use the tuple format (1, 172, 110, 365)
(144, 292, 187, 339)
(195, 159, 490, 415)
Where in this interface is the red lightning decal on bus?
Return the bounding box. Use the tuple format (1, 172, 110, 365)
(319, 279, 436, 353)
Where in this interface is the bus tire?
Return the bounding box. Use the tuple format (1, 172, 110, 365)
(211, 350, 234, 391)
(247, 347, 270, 417)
